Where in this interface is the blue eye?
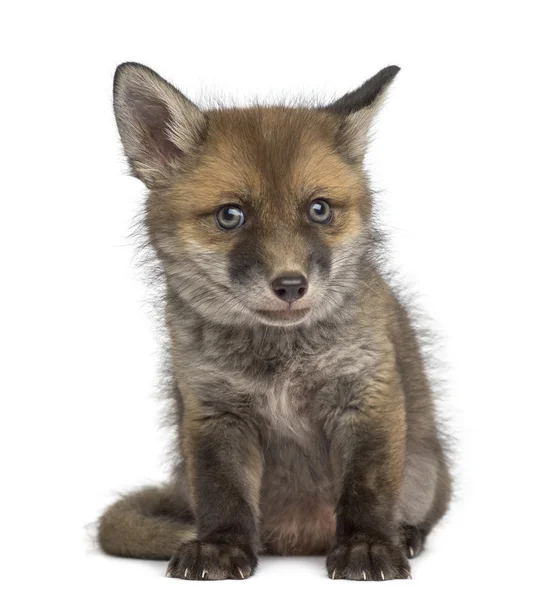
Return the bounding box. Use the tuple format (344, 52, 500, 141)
(216, 205, 245, 230)
(308, 199, 333, 224)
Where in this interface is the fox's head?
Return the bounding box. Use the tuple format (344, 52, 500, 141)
(114, 63, 398, 328)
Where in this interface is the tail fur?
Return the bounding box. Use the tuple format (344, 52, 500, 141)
(98, 484, 195, 559)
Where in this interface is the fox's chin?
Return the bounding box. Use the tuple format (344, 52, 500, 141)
(254, 307, 311, 327)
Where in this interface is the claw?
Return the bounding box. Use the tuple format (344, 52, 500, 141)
(184, 568, 189, 578)
(381, 570, 385, 581)
(331, 569, 336, 580)
(409, 546, 414, 557)
(362, 571, 367, 580)
(202, 569, 207, 579)
(404, 568, 412, 580)
(238, 568, 245, 579)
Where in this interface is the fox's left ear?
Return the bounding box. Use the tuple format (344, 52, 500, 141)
(327, 65, 400, 163)
(113, 62, 206, 188)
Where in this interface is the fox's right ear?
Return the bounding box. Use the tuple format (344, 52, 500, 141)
(327, 66, 400, 163)
(113, 63, 206, 188)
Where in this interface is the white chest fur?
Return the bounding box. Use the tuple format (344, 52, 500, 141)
(255, 377, 314, 442)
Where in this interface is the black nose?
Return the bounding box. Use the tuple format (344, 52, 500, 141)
(271, 273, 308, 303)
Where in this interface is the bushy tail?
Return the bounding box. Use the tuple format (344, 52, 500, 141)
(98, 484, 196, 559)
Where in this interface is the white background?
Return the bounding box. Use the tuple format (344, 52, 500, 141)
(2, 1, 556, 598)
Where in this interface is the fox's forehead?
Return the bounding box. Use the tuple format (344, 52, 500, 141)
(171, 106, 365, 213)
(203, 106, 340, 185)
(205, 105, 337, 144)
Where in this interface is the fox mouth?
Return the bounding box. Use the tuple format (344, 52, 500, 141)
(255, 307, 310, 325)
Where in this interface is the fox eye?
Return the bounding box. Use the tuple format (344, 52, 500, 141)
(308, 199, 333, 224)
(216, 205, 245, 230)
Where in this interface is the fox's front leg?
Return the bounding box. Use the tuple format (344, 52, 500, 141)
(325, 371, 411, 581)
(166, 399, 263, 580)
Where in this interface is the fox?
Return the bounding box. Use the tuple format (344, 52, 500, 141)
(98, 62, 452, 581)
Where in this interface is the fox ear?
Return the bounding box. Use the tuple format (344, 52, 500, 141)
(328, 65, 400, 163)
(113, 62, 206, 187)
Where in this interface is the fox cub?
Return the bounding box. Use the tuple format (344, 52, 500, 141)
(98, 62, 451, 581)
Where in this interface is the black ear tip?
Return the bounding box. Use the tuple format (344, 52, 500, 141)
(381, 65, 401, 81)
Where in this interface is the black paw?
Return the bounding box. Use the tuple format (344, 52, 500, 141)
(326, 537, 411, 581)
(166, 541, 257, 580)
(402, 524, 427, 559)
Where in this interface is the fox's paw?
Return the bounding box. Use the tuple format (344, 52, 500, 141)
(326, 537, 411, 581)
(402, 525, 428, 559)
(166, 541, 257, 580)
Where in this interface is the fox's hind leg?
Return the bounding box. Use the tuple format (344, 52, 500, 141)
(399, 447, 452, 559)
(402, 524, 428, 559)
